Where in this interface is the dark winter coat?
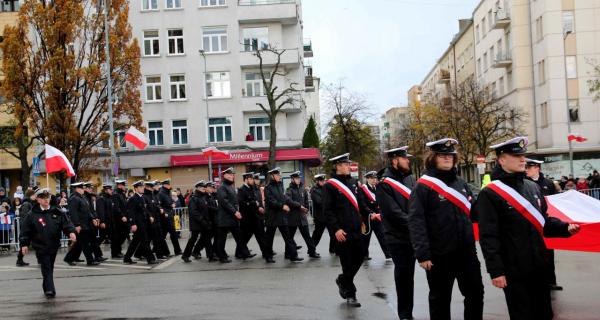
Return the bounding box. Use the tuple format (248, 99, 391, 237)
(217, 180, 239, 228)
(264, 180, 299, 227)
(309, 184, 325, 222)
(323, 174, 371, 240)
(376, 166, 417, 245)
(285, 182, 309, 227)
(68, 192, 94, 230)
(19, 204, 75, 251)
(188, 191, 211, 231)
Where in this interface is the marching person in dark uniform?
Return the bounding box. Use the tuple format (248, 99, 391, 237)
(158, 179, 182, 255)
(216, 167, 254, 263)
(110, 180, 129, 258)
(64, 182, 100, 266)
(360, 170, 390, 260)
(19, 188, 77, 298)
(376, 146, 417, 320)
(16, 190, 36, 267)
(525, 157, 562, 291)
(95, 184, 116, 258)
(310, 174, 336, 254)
(237, 172, 272, 262)
(286, 171, 319, 258)
(264, 167, 302, 262)
(193, 181, 219, 258)
(84, 182, 106, 262)
(123, 180, 157, 264)
(324, 153, 372, 308)
(408, 138, 484, 320)
(144, 181, 169, 259)
(182, 181, 216, 262)
(474, 137, 579, 320)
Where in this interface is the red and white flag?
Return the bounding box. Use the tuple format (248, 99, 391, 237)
(201, 146, 229, 159)
(567, 133, 587, 142)
(0, 213, 10, 225)
(45, 144, 76, 177)
(124, 126, 149, 150)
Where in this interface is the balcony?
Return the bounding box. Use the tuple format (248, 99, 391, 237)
(237, 0, 298, 25)
(241, 93, 303, 113)
(492, 51, 512, 68)
(239, 48, 300, 67)
(303, 39, 313, 58)
(492, 9, 511, 29)
(304, 65, 314, 91)
(437, 69, 451, 84)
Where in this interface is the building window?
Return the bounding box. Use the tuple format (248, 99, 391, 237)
(490, 46, 495, 64)
(169, 75, 186, 101)
(488, 9, 493, 29)
(148, 121, 164, 146)
(202, 27, 228, 53)
(538, 59, 546, 84)
(242, 27, 269, 52)
(199, 0, 225, 7)
(145, 76, 162, 102)
(244, 72, 269, 97)
(166, 0, 181, 9)
(483, 52, 488, 70)
(206, 72, 231, 98)
(209, 117, 232, 143)
(167, 29, 184, 55)
(142, 0, 158, 10)
(143, 30, 160, 56)
(536, 16, 544, 42)
(475, 24, 480, 42)
(540, 102, 548, 127)
(499, 76, 505, 96)
(568, 100, 579, 122)
(101, 131, 126, 149)
(172, 120, 188, 145)
(477, 58, 482, 75)
(507, 70, 513, 91)
(248, 117, 270, 141)
(482, 17, 486, 35)
(566, 56, 577, 79)
(563, 11, 574, 34)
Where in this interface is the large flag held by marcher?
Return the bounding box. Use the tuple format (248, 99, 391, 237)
(124, 126, 149, 150)
(45, 144, 76, 177)
(545, 190, 600, 252)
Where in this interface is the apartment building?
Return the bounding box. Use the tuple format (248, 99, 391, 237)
(382, 106, 409, 148)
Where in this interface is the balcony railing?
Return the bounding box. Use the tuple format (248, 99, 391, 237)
(437, 69, 451, 84)
(493, 9, 511, 29)
(492, 51, 512, 68)
(238, 0, 295, 5)
(237, 0, 298, 25)
(303, 39, 313, 58)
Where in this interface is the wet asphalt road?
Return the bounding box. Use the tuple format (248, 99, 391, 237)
(0, 229, 599, 320)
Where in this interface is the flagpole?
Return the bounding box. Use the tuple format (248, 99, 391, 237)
(103, 0, 117, 182)
(46, 172, 50, 190)
(208, 155, 213, 182)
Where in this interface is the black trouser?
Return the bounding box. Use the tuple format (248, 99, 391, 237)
(336, 236, 365, 299)
(363, 220, 389, 258)
(216, 226, 248, 260)
(425, 250, 484, 320)
(161, 215, 182, 254)
(149, 223, 170, 257)
(312, 220, 336, 253)
(238, 217, 269, 258)
(17, 246, 25, 262)
(64, 229, 95, 263)
(110, 221, 128, 257)
(184, 229, 214, 259)
(124, 229, 154, 262)
(90, 228, 104, 258)
(503, 273, 552, 320)
(36, 246, 59, 294)
(389, 242, 416, 319)
(546, 249, 557, 285)
(265, 225, 297, 258)
(289, 225, 317, 255)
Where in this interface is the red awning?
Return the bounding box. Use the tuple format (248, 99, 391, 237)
(170, 148, 321, 167)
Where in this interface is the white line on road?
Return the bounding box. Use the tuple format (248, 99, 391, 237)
(99, 262, 152, 270)
(153, 256, 179, 270)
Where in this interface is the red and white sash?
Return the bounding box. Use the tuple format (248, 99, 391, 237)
(418, 175, 471, 216)
(486, 180, 545, 234)
(382, 177, 411, 200)
(327, 178, 359, 212)
(360, 184, 376, 202)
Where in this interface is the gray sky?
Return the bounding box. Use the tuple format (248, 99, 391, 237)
(302, 0, 481, 118)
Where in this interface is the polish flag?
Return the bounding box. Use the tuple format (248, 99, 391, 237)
(45, 144, 76, 177)
(201, 146, 229, 159)
(567, 133, 587, 142)
(124, 126, 149, 150)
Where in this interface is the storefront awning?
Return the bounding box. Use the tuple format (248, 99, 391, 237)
(170, 148, 321, 167)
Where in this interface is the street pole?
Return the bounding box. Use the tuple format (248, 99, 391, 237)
(562, 31, 574, 178)
(200, 50, 212, 181)
(104, 0, 117, 182)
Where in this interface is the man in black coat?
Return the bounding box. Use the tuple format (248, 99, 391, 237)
(84, 182, 106, 262)
(475, 137, 580, 319)
(237, 172, 272, 262)
(96, 184, 116, 257)
(123, 181, 157, 265)
(360, 170, 390, 260)
(111, 180, 129, 258)
(158, 179, 182, 255)
(182, 181, 215, 262)
(324, 153, 372, 308)
(215, 168, 253, 263)
(144, 181, 169, 258)
(310, 174, 335, 254)
(20, 188, 77, 298)
(286, 171, 319, 258)
(264, 167, 302, 262)
(16, 190, 36, 267)
(376, 146, 417, 320)
(194, 181, 220, 258)
(64, 182, 100, 266)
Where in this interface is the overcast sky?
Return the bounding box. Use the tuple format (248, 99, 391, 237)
(302, 0, 481, 119)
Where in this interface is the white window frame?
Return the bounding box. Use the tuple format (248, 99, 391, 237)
(244, 72, 269, 97)
(172, 120, 189, 145)
(199, 0, 226, 7)
(148, 121, 164, 146)
(242, 27, 269, 52)
(142, 0, 159, 11)
(248, 117, 270, 141)
(167, 29, 185, 56)
(563, 11, 574, 34)
(538, 59, 546, 84)
(166, 0, 182, 9)
(169, 74, 186, 101)
(566, 56, 577, 79)
(205, 72, 231, 99)
(208, 117, 233, 143)
(540, 102, 549, 127)
(143, 30, 160, 57)
(145, 75, 162, 102)
(202, 26, 228, 53)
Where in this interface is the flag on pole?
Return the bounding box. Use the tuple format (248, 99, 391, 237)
(567, 133, 587, 142)
(45, 144, 76, 177)
(0, 213, 11, 225)
(545, 190, 600, 252)
(201, 146, 229, 159)
(124, 126, 149, 150)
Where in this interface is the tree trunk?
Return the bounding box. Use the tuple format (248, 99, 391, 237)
(267, 111, 278, 169)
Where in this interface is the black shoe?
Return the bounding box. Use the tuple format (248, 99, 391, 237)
(271, 251, 277, 256)
(346, 297, 361, 308)
(96, 257, 108, 262)
(208, 257, 219, 262)
(147, 260, 159, 265)
(156, 256, 167, 260)
(242, 253, 257, 260)
(181, 256, 192, 263)
(174, 252, 182, 256)
(75, 259, 85, 262)
(265, 257, 276, 263)
(336, 276, 347, 299)
(309, 252, 321, 259)
(296, 245, 302, 250)
(289, 256, 304, 262)
(16, 260, 30, 267)
(123, 259, 137, 264)
(192, 254, 201, 260)
(44, 291, 56, 298)
(112, 254, 124, 259)
(549, 284, 563, 291)
(87, 261, 101, 266)
(364, 256, 372, 261)
(220, 258, 232, 263)
(64, 260, 77, 266)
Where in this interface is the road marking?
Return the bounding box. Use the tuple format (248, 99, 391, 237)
(0, 266, 38, 272)
(99, 262, 152, 270)
(153, 256, 179, 270)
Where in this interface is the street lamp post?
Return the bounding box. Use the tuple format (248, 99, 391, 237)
(562, 31, 574, 178)
(104, 0, 117, 181)
(199, 49, 212, 181)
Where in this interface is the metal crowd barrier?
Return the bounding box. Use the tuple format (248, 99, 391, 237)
(578, 188, 600, 200)
(173, 207, 189, 238)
